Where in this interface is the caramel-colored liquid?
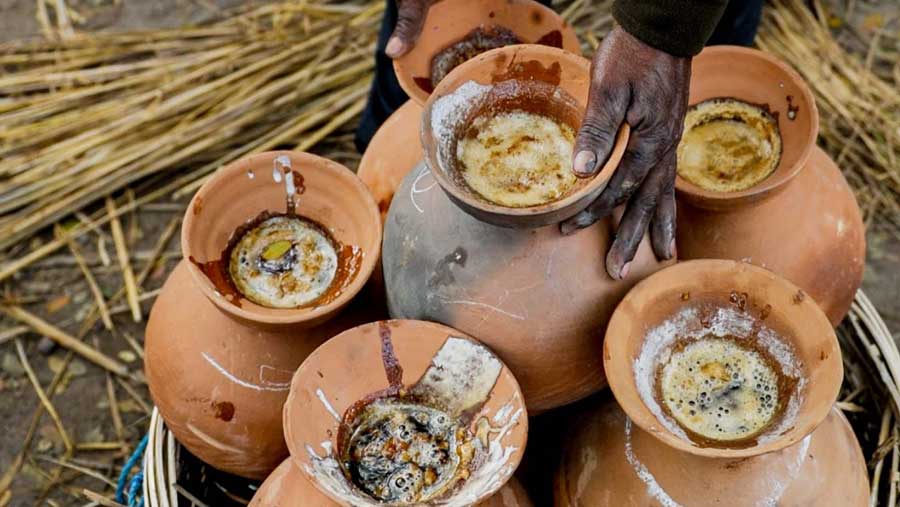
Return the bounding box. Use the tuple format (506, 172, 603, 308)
(341, 398, 473, 504)
(657, 335, 787, 444)
(677, 98, 782, 193)
(457, 110, 576, 207)
(228, 215, 337, 308)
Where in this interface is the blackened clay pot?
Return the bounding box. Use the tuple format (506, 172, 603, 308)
(555, 260, 867, 506)
(144, 151, 383, 479)
(383, 45, 670, 412)
(675, 46, 865, 326)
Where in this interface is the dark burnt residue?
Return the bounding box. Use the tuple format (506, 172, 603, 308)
(729, 291, 749, 311)
(535, 29, 563, 49)
(428, 247, 467, 288)
(212, 401, 235, 422)
(413, 76, 435, 94)
(430, 26, 522, 87)
(792, 290, 805, 304)
(193, 196, 203, 216)
(379, 321, 404, 390)
(681, 291, 691, 301)
(530, 9, 543, 24)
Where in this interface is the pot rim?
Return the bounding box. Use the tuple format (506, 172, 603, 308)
(603, 259, 842, 459)
(393, 0, 581, 106)
(421, 43, 629, 228)
(675, 46, 820, 209)
(181, 150, 382, 326)
(284, 319, 528, 506)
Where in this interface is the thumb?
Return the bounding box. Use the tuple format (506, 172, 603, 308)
(572, 76, 628, 177)
(386, 0, 429, 58)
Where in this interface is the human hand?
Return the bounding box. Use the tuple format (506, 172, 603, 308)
(561, 25, 690, 280)
(385, 0, 437, 58)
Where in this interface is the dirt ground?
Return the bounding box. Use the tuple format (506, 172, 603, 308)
(0, 0, 898, 506)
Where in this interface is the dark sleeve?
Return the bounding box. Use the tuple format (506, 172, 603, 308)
(612, 0, 729, 57)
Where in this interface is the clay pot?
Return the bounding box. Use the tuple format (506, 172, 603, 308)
(554, 397, 868, 506)
(393, 0, 580, 106)
(383, 44, 667, 412)
(281, 319, 528, 506)
(675, 46, 865, 326)
(250, 458, 534, 507)
(556, 259, 867, 505)
(145, 151, 382, 479)
(357, 100, 424, 224)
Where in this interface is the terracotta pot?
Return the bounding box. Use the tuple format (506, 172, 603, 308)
(394, 0, 580, 106)
(282, 319, 528, 506)
(554, 397, 868, 507)
(675, 46, 865, 326)
(357, 100, 424, 224)
(560, 260, 867, 505)
(250, 458, 533, 507)
(145, 151, 382, 479)
(383, 44, 667, 412)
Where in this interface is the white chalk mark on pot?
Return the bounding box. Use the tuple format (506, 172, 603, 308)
(760, 434, 811, 506)
(624, 418, 681, 507)
(410, 166, 437, 214)
(440, 298, 525, 321)
(316, 388, 341, 422)
(186, 422, 244, 454)
(201, 352, 289, 392)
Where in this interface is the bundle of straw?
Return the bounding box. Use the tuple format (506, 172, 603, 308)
(758, 0, 900, 232)
(0, 0, 383, 254)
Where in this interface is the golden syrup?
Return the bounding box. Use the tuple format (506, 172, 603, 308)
(677, 98, 782, 192)
(456, 110, 576, 207)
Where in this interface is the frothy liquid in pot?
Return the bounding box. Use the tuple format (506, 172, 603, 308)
(677, 98, 782, 193)
(228, 215, 337, 308)
(456, 110, 576, 207)
(657, 336, 782, 443)
(342, 398, 473, 504)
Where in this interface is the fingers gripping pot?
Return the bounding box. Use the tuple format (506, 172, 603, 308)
(382, 44, 672, 413)
(144, 151, 382, 479)
(271, 320, 528, 506)
(555, 260, 867, 506)
(674, 46, 865, 326)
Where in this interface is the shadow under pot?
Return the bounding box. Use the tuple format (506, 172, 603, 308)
(674, 45, 865, 326)
(144, 151, 383, 480)
(393, 0, 580, 106)
(556, 259, 867, 506)
(382, 44, 672, 413)
(275, 319, 529, 506)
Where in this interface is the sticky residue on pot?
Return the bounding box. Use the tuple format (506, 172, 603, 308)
(634, 304, 805, 449)
(190, 156, 363, 309)
(429, 76, 583, 208)
(303, 327, 523, 506)
(430, 27, 522, 88)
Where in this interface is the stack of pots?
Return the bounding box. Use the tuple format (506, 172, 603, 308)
(142, 0, 870, 504)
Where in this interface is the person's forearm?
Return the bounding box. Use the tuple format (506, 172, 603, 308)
(612, 0, 729, 57)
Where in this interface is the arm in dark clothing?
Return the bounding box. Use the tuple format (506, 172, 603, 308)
(612, 0, 729, 57)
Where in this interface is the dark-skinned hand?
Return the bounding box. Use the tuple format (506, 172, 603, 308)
(561, 25, 690, 280)
(384, 6, 689, 280)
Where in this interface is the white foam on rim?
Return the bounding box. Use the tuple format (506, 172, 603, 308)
(634, 306, 806, 446)
(429, 80, 492, 176)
